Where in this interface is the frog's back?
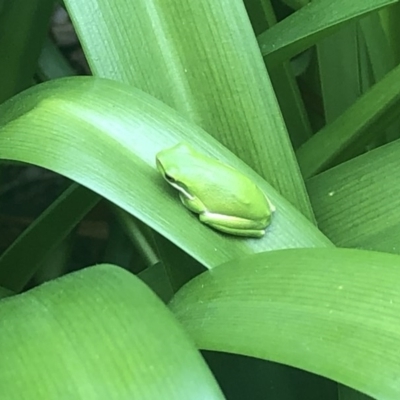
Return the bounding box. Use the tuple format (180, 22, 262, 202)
(184, 155, 270, 219)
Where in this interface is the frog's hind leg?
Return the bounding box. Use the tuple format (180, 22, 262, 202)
(199, 212, 266, 238)
(210, 224, 265, 238)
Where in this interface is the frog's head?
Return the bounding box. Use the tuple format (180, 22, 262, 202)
(156, 142, 194, 199)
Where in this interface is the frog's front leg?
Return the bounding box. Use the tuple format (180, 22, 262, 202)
(179, 193, 206, 214)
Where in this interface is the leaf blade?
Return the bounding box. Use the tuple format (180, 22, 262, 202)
(0, 264, 224, 399)
(170, 248, 400, 399)
(258, 0, 397, 65)
(0, 77, 332, 272)
(65, 0, 315, 220)
(307, 138, 400, 254)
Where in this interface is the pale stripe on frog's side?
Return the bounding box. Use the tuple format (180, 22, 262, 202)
(156, 143, 275, 238)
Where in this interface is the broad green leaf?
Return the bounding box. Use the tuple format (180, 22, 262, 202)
(0, 183, 99, 292)
(170, 248, 400, 400)
(0, 77, 332, 272)
(297, 62, 400, 178)
(0, 264, 224, 399)
(258, 0, 397, 66)
(0, 0, 54, 103)
(307, 139, 400, 254)
(65, 0, 314, 220)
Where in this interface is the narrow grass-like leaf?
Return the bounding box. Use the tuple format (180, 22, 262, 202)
(281, 0, 310, 10)
(317, 22, 361, 123)
(112, 207, 160, 269)
(380, 3, 400, 63)
(249, 2, 313, 150)
(258, 0, 397, 66)
(243, 0, 272, 34)
(0, 183, 100, 292)
(37, 37, 77, 81)
(297, 62, 400, 178)
(359, 12, 400, 143)
(269, 62, 313, 150)
(360, 12, 396, 80)
(170, 248, 400, 400)
(65, 0, 314, 220)
(0, 264, 224, 399)
(307, 139, 400, 254)
(138, 262, 174, 304)
(0, 0, 54, 103)
(0, 77, 332, 271)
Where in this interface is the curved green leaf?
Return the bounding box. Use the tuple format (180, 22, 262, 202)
(307, 139, 400, 254)
(0, 77, 332, 273)
(170, 248, 400, 399)
(297, 62, 400, 179)
(258, 0, 396, 66)
(244, 1, 314, 150)
(65, 0, 314, 220)
(0, 264, 224, 399)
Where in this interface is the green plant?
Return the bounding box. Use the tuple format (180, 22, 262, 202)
(1, 0, 400, 398)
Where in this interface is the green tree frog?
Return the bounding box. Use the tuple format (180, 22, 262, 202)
(156, 143, 275, 238)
